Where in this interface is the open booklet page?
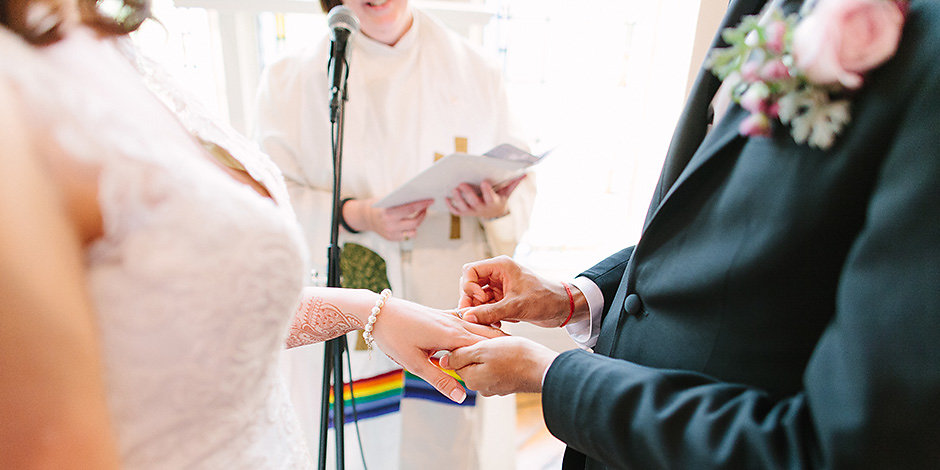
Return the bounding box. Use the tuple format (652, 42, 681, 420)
(373, 144, 548, 211)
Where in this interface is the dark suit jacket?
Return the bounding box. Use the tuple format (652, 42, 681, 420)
(541, 0, 940, 468)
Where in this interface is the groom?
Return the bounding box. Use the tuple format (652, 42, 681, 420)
(441, 0, 940, 468)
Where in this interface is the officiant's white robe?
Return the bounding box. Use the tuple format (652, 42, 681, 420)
(256, 8, 534, 470)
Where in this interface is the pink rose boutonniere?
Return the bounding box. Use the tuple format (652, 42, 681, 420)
(707, 0, 908, 149)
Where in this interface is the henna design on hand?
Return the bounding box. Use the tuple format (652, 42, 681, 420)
(285, 296, 364, 348)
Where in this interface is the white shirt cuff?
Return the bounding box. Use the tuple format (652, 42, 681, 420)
(564, 276, 604, 349)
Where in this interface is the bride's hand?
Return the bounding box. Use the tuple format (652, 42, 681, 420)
(370, 297, 507, 403)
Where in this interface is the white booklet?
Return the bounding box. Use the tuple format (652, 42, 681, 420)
(373, 144, 548, 211)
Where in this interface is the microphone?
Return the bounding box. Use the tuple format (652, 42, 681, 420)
(327, 5, 360, 123)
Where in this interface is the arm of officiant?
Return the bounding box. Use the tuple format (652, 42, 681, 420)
(342, 198, 433, 241)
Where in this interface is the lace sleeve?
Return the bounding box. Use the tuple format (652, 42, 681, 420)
(285, 293, 364, 348)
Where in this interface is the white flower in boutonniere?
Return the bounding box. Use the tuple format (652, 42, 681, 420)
(707, 0, 908, 150)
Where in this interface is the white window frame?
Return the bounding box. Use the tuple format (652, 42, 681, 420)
(173, 0, 495, 134)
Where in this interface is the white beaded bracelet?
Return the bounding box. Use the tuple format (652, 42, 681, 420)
(362, 289, 393, 351)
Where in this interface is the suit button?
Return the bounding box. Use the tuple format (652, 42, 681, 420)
(624, 294, 643, 316)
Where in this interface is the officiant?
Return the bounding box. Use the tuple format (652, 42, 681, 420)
(254, 0, 535, 468)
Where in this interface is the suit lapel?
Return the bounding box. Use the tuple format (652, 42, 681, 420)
(644, 0, 768, 228)
(595, 0, 766, 358)
(645, 0, 807, 233)
(643, 108, 746, 229)
(595, 111, 745, 356)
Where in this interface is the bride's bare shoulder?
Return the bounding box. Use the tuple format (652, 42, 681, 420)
(0, 71, 119, 470)
(0, 76, 103, 243)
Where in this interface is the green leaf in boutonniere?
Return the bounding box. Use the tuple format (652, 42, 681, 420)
(706, 0, 907, 150)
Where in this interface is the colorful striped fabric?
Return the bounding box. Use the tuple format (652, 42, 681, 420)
(328, 359, 478, 426)
(403, 357, 477, 406)
(328, 369, 402, 427)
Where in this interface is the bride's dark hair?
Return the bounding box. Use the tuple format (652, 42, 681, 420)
(1, 0, 68, 44)
(1, 0, 151, 44)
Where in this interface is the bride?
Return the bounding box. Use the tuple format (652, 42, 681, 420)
(0, 0, 501, 467)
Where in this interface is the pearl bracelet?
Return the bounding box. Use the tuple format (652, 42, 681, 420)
(362, 289, 393, 350)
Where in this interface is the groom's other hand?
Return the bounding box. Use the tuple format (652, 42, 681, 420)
(458, 256, 578, 328)
(373, 298, 507, 404)
(439, 336, 558, 396)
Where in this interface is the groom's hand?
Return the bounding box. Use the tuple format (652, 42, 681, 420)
(439, 336, 558, 396)
(458, 256, 572, 328)
(372, 297, 506, 404)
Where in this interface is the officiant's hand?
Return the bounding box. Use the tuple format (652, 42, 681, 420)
(342, 198, 433, 241)
(458, 256, 586, 328)
(372, 296, 507, 403)
(439, 336, 558, 395)
(445, 175, 526, 220)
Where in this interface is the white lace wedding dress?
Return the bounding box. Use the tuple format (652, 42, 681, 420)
(1, 26, 313, 468)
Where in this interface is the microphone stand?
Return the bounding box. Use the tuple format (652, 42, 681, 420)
(319, 54, 350, 470)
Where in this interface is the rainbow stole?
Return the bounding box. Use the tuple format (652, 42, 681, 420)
(328, 358, 477, 426)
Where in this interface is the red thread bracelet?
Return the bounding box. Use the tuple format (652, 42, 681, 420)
(559, 282, 575, 327)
